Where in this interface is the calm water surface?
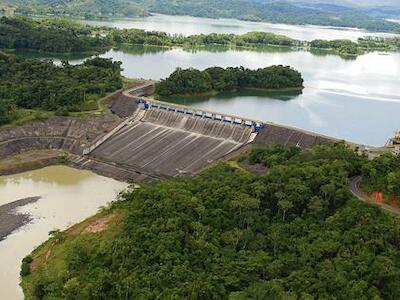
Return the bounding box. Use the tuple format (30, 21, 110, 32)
(0, 166, 127, 300)
(82, 14, 399, 41)
(17, 13, 400, 146)
(19, 45, 400, 146)
(95, 46, 399, 146)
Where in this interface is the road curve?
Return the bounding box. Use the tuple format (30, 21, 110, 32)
(349, 176, 400, 215)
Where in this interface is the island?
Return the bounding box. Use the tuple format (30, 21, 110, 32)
(155, 66, 304, 97)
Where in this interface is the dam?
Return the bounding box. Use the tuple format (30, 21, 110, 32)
(0, 82, 337, 182)
(82, 83, 335, 179)
(89, 108, 255, 178)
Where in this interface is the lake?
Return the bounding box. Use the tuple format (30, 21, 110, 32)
(0, 166, 127, 300)
(95, 46, 399, 147)
(21, 44, 399, 147)
(82, 13, 399, 41)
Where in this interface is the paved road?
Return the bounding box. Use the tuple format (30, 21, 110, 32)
(349, 176, 400, 215)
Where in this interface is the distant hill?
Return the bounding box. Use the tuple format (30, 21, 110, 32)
(5, 0, 400, 33)
(9, 0, 148, 18)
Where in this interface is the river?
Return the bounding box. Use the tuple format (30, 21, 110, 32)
(82, 13, 399, 41)
(0, 166, 128, 300)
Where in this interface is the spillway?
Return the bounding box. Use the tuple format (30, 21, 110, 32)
(90, 108, 253, 177)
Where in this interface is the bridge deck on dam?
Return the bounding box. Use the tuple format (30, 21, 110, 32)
(90, 109, 252, 177)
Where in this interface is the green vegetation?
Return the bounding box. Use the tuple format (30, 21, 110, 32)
(310, 37, 400, 56)
(156, 66, 304, 97)
(20, 255, 33, 277)
(0, 52, 122, 125)
(1, 16, 400, 58)
(111, 29, 298, 48)
(21, 143, 400, 299)
(7, 0, 400, 33)
(12, 0, 148, 19)
(0, 16, 110, 53)
(362, 153, 400, 200)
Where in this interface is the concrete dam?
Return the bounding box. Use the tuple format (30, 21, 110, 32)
(89, 107, 256, 178)
(83, 82, 335, 180)
(0, 82, 336, 182)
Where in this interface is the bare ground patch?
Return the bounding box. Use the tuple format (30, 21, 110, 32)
(82, 213, 120, 234)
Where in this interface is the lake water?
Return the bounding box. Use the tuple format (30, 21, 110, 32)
(0, 166, 127, 300)
(18, 14, 400, 146)
(82, 14, 399, 41)
(96, 46, 399, 146)
(22, 45, 399, 146)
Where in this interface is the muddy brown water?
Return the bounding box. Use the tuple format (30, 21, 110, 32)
(0, 166, 128, 300)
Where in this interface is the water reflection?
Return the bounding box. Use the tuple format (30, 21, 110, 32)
(164, 88, 302, 105)
(13, 45, 400, 146)
(81, 14, 399, 41)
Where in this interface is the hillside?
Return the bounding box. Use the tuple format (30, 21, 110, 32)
(11, 0, 148, 18)
(20, 143, 400, 299)
(5, 0, 400, 33)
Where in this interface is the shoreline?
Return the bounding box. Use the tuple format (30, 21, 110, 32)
(0, 197, 41, 242)
(157, 86, 304, 99)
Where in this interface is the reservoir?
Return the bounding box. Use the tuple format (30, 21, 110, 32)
(18, 15, 400, 145)
(23, 45, 400, 146)
(0, 166, 128, 300)
(100, 47, 400, 146)
(82, 14, 399, 41)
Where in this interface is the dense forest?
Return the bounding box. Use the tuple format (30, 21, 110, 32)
(0, 16, 110, 53)
(21, 143, 400, 299)
(10, 0, 148, 19)
(362, 153, 400, 201)
(310, 37, 400, 56)
(2, 16, 399, 58)
(110, 29, 298, 48)
(5, 0, 400, 33)
(0, 52, 122, 124)
(156, 66, 304, 96)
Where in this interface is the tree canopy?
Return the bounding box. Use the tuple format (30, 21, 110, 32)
(21, 143, 400, 299)
(362, 152, 400, 200)
(1, 16, 399, 58)
(7, 0, 400, 33)
(156, 66, 304, 96)
(0, 16, 110, 53)
(0, 53, 122, 124)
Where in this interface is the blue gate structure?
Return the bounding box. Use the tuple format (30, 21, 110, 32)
(133, 98, 266, 133)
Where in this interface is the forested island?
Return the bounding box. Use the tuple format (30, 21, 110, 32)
(155, 66, 304, 97)
(20, 143, 400, 299)
(4, 0, 400, 33)
(0, 52, 122, 125)
(2, 16, 400, 58)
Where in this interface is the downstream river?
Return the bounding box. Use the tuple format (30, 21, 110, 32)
(0, 166, 127, 300)
(82, 14, 398, 41)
